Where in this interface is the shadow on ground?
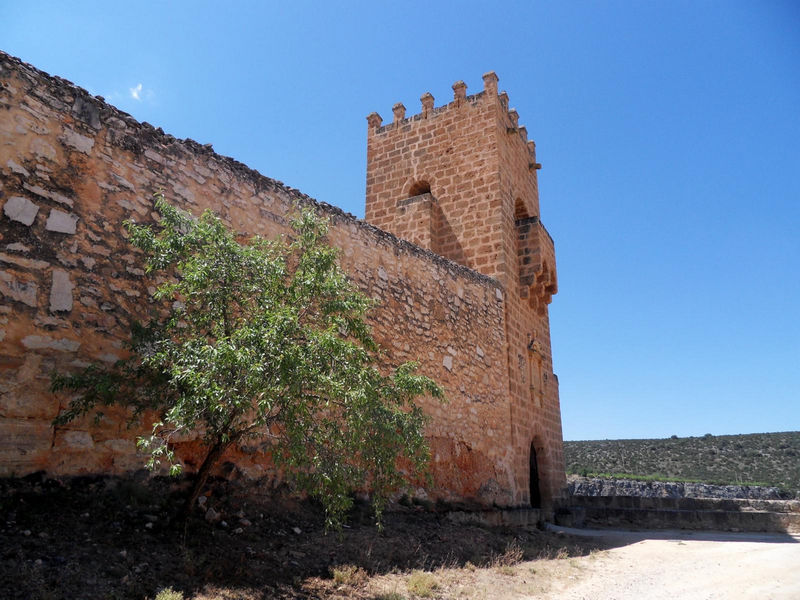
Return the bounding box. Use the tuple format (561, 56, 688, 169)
(0, 474, 605, 600)
(545, 523, 800, 546)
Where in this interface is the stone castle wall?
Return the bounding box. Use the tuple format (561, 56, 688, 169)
(0, 52, 523, 505)
(0, 51, 566, 508)
(365, 74, 564, 506)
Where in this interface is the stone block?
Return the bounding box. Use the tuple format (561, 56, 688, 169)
(0, 252, 49, 270)
(0, 419, 52, 476)
(55, 430, 95, 450)
(60, 128, 94, 154)
(49, 269, 74, 312)
(45, 208, 78, 233)
(22, 182, 73, 208)
(6, 159, 29, 176)
(23, 183, 53, 200)
(144, 149, 165, 164)
(443, 354, 453, 371)
(80, 256, 96, 270)
(30, 138, 57, 161)
(21, 334, 80, 352)
(71, 96, 102, 130)
(3, 196, 39, 226)
(0, 270, 38, 307)
(0, 388, 59, 420)
(109, 447, 146, 473)
(101, 439, 136, 454)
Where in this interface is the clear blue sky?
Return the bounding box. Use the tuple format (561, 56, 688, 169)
(3, 1, 798, 441)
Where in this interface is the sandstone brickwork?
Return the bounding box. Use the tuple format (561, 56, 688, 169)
(366, 73, 564, 507)
(0, 52, 565, 509)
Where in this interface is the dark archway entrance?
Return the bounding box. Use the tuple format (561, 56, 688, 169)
(529, 442, 542, 508)
(408, 180, 431, 197)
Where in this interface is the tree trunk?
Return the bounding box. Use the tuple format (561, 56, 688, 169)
(182, 440, 228, 518)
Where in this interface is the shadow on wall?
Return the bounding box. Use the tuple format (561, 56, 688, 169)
(530, 441, 542, 508)
(433, 205, 466, 266)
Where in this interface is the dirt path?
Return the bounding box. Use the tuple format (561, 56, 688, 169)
(534, 527, 800, 600)
(364, 527, 800, 600)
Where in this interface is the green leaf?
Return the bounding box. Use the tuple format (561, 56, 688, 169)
(51, 193, 444, 528)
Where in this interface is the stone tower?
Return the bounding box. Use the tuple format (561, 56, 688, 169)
(365, 72, 565, 508)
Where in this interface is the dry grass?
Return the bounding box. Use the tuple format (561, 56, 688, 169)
(490, 540, 524, 568)
(363, 545, 588, 600)
(406, 571, 439, 597)
(373, 593, 406, 600)
(155, 589, 185, 600)
(330, 564, 368, 586)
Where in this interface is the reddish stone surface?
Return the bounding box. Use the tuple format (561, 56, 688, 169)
(365, 72, 565, 507)
(0, 52, 566, 509)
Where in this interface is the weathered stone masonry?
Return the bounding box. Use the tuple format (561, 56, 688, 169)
(0, 51, 565, 508)
(365, 74, 564, 507)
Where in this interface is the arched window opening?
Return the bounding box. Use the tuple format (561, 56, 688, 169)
(408, 180, 431, 197)
(530, 442, 542, 508)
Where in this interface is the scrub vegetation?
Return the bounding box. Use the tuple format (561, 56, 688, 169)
(564, 431, 800, 493)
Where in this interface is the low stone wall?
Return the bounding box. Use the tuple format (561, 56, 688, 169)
(559, 477, 800, 533)
(569, 493, 800, 514)
(568, 476, 795, 500)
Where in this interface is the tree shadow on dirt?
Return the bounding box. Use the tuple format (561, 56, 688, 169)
(0, 474, 607, 600)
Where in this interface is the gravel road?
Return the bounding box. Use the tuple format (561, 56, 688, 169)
(540, 526, 800, 600)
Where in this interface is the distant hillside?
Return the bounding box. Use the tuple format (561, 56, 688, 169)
(564, 431, 800, 493)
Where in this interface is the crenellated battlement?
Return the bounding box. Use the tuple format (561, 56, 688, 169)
(365, 71, 546, 282)
(366, 72, 539, 166)
(365, 72, 564, 509)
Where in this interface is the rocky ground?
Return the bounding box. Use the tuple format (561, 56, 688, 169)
(0, 473, 602, 600)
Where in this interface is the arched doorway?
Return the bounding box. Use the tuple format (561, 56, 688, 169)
(529, 442, 542, 508)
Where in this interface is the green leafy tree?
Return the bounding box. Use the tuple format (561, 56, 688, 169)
(53, 194, 443, 527)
